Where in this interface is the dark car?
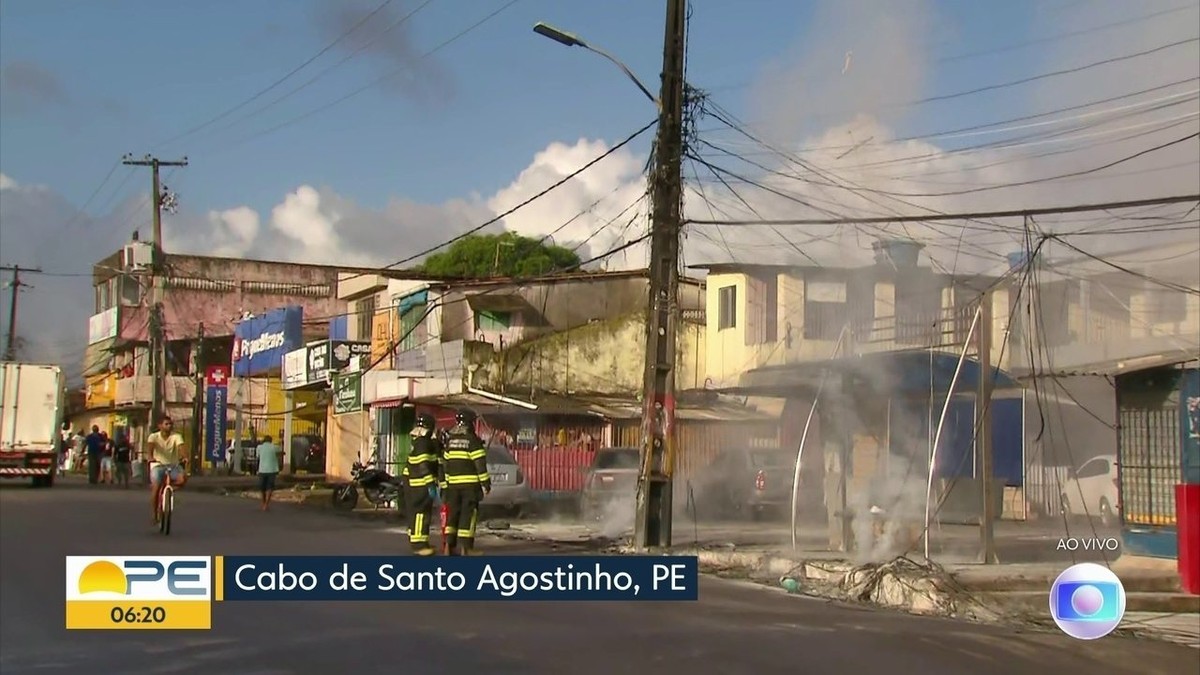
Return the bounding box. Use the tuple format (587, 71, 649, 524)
(578, 447, 641, 521)
(291, 434, 326, 474)
(687, 447, 802, 521)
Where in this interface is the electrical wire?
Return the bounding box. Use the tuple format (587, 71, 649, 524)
(150, 0, 400, 150)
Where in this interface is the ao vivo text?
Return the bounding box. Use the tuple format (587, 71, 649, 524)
(1056, 537, 1121, 552)
(219, 555, 699, 602)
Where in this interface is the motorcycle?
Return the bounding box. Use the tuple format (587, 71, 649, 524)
(330, 453, 404, 512)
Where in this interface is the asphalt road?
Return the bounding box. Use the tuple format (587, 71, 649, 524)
(1, 482, 1192, 675)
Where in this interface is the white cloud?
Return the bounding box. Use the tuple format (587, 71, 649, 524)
(0, 173, 15, 190)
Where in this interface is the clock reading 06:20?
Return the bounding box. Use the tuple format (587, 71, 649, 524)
(109, 606, 167, 624)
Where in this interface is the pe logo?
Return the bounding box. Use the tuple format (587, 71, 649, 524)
(65, 556, 212, 630)
(1048, 562, 1126, 640)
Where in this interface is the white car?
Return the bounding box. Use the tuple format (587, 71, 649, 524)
(1060, 454, 1120, 526)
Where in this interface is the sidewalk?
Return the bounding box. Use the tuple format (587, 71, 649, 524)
(487, 518, 1200, 647)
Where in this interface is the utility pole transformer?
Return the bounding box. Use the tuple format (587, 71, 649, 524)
(1, 265, 40, 361)
(634, 0, 688, 550)
(122, 154, 187, 424)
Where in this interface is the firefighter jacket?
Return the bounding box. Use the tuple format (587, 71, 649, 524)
(440, 427, 490, 491)
(402, 435, 442, 488)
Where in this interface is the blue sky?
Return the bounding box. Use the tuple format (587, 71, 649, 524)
(1, 0, 1197, 377)
(1, 0, 1047, 215)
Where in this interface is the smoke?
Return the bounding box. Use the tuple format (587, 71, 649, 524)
(313, 0, 453, 106)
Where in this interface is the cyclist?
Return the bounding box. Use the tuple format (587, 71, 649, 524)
(145, 415, 188, 525)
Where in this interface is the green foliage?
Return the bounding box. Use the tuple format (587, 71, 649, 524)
(419, 232, 581, 279)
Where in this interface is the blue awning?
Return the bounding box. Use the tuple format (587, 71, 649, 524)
(720, 349, 1021, 398)
(397, 289, 428, 313)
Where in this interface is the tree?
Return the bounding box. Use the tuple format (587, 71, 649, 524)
(419, 232, 581, 279)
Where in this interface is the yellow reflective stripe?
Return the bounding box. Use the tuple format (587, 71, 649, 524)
(444, 526, 457, 534)
(407, 453, 436, 463)
(476, 473, 490, 482)
(467, 449, 486, 460)
(408, 475, 435, 486)
(443, 450, 473, 459)
(445, 475, 480, 484)
(464, 509, 478, 538)
(410, 534, 429, 543)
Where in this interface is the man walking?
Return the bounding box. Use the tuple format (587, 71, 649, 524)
(84, 425, 104, 485)
(256, 435, 284, 511)
(112, 430, 133, 489)
(402, 413, 443, 556)
(440, 409, 490, 556)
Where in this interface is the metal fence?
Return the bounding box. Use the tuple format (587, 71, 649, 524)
(1120, 405, 1181, 526)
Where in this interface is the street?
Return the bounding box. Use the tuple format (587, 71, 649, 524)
(1, 482, 1194, 675)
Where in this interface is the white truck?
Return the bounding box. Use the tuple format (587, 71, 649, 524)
(0, 362, 65, 487)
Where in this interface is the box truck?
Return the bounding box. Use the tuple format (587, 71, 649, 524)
(0, 362, 65, 487)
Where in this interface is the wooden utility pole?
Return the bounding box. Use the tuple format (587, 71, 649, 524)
(1, 265, 40, 361)
(190, 322, 205, 473)
(633, 0, 688, 550)
(122, 154, 187, 424)
(977, 290, 998, 563)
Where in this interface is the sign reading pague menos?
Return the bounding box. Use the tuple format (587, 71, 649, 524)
(232, 306, 303, 377)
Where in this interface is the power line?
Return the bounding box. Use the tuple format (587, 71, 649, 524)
(213, 0, 522, 155)
(151, 0, 399, 150)
(336, 119, 657, 286)
(201, 0, 439, 144)
(686, 193, 1200, 226)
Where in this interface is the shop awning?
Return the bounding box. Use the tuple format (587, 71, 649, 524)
(398, 290, 428, 314)
(717, 349, 1021, 398)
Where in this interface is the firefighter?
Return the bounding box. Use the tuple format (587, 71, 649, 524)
(441, 408, 490, 556)
(402, 413, 442, 556)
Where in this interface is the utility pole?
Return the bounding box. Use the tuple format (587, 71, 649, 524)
(1, 265, 40, 361)
(977, 290, 998, 564)
(190, 322, 205, 474)
(122, 154, 187, 425)
(633, 0, 688, 550)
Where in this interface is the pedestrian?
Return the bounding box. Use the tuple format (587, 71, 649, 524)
(255, 435, 284, 511)
(99, 430, 114, 484)
(71, 429, 86, 473)
(440, 409, 491, 556)
(84, 425, 104, 485)
(402, 413, 443, 556)
(58, 422, 72, 476)
(113, 430, 133, 489)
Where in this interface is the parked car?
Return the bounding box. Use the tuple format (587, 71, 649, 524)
(686, 447, 803, 521)
(291, 434, 326, 474)
(1060, 454, 1120, 526)
(579, 447, 641, 522)
(480, 443, 532, 516)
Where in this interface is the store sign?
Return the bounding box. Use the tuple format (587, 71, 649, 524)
(282, 348, 309, 389)
(204, 366, 229, 464)
(332, 372, 362, 415)
(303, 340, 370, 387)
(87, 307, 119, 345)
(232, 306, 303, 377)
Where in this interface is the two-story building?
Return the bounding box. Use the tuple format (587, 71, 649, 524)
(79, 237, 388, 465)
(692, 239, 1040, 552)
(323, 269, 780, 489)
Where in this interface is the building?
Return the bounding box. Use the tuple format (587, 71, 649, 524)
(1114, 360, 1199, 567)
(79, 238, 385, 463)
(323, 269, 779, 487)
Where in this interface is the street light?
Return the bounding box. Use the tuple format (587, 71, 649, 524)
(533, 21, 659, 109)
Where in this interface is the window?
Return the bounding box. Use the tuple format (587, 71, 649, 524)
(399, 303, 426, 351)
(717, 285, 737, 330)
(1076, 458, 1111, 479)
(744, 275, 778, 345)
(120, 276, 141, 306)
(803, 279, 848, 340)
(355, 294, 376, 342)
(475, 310, 511, 332)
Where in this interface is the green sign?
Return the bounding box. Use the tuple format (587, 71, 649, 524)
(332, 373, 362, 415)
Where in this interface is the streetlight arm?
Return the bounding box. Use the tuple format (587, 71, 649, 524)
(582, 44, 660, 109)
(533, 21, 659, 110)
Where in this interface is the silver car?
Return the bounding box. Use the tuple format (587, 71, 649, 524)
(480, 443, 531, 516)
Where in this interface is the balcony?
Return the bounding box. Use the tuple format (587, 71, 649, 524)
(115, 375, 197, 406)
